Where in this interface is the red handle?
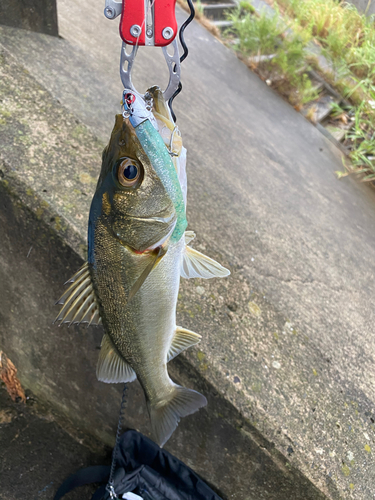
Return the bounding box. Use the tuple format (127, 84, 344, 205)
(120, 0, 177, 46)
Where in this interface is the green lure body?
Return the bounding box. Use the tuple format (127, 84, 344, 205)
(134, 119, 187, 243)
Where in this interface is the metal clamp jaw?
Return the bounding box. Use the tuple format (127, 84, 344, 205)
(104, 0, 182, 113)
(120, 39, 180, 103)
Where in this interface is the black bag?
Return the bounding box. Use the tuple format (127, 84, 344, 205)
(54, 429, 223, 500)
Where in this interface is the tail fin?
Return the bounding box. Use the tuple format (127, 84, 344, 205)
(148, 385, 207, 447)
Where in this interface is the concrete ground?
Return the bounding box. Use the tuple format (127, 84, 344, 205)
(0, 385, 110, 500)
(1, 0, 375, 498)
(0, 381, 325, 500)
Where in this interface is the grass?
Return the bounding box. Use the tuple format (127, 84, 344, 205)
(230, 5, 284, 55)
(194, 0, 205, 18)
(224, 0, 375, 181)
(277, 0, 375, 82)
(345, 103, 375, 180)
(226, 6, 318, 106)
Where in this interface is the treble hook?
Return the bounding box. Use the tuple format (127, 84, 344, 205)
(168, 125, 180, 157)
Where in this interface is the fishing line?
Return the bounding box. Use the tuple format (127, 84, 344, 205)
(110, 9, 190, 490)
(106, 384, 128, 499)
(132, 0, 157, 56)
(168, 0, 195, 122)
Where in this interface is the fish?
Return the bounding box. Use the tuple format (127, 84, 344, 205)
(55, 87, 230, 446)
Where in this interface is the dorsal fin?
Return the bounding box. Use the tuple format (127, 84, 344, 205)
(54, 262, 101, 326)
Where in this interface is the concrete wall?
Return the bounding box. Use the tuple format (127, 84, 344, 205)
(0, 0, 58, 36)
(0, 45, 327, 500)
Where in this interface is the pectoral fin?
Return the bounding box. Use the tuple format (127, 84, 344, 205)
(184, 230, 196, 245)
(96, 334, 137, 383)
(54, 262, 101, 326)
(181, 246, 230, 279)
(167, 327, 201, 362)
(128, 246, 167, 303)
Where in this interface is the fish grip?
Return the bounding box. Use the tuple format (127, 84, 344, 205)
(106, 383, 128, 499)
(117, 0, 195, 121)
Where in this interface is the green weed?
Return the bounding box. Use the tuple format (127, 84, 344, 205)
(194, 0, 204, 18)
(225, 0, 375, 181)
(239, 0, 255, 14)
(346, 103, 375, 179)
(228, 6, 284, 56)
(227, 6, 317, 106)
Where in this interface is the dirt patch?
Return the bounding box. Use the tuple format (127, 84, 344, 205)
(0, 408, 14, 424)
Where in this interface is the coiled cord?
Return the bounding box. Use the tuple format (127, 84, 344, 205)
(106, 384, 128, 498)
(168, 0, 195, 122)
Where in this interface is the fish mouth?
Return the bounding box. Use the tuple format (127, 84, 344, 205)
(126, 213, 176, 224)
(145, 220, 177, 250)
(112, 211, 177, 253)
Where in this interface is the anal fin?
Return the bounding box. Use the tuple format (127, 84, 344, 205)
(96, 334, 137, 384)
(167, 327, 201, 362)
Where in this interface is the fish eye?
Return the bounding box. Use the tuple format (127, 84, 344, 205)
(117, 158, 142, 188)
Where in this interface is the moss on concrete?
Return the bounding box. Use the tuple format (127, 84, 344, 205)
(0, 46, 105, 259)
